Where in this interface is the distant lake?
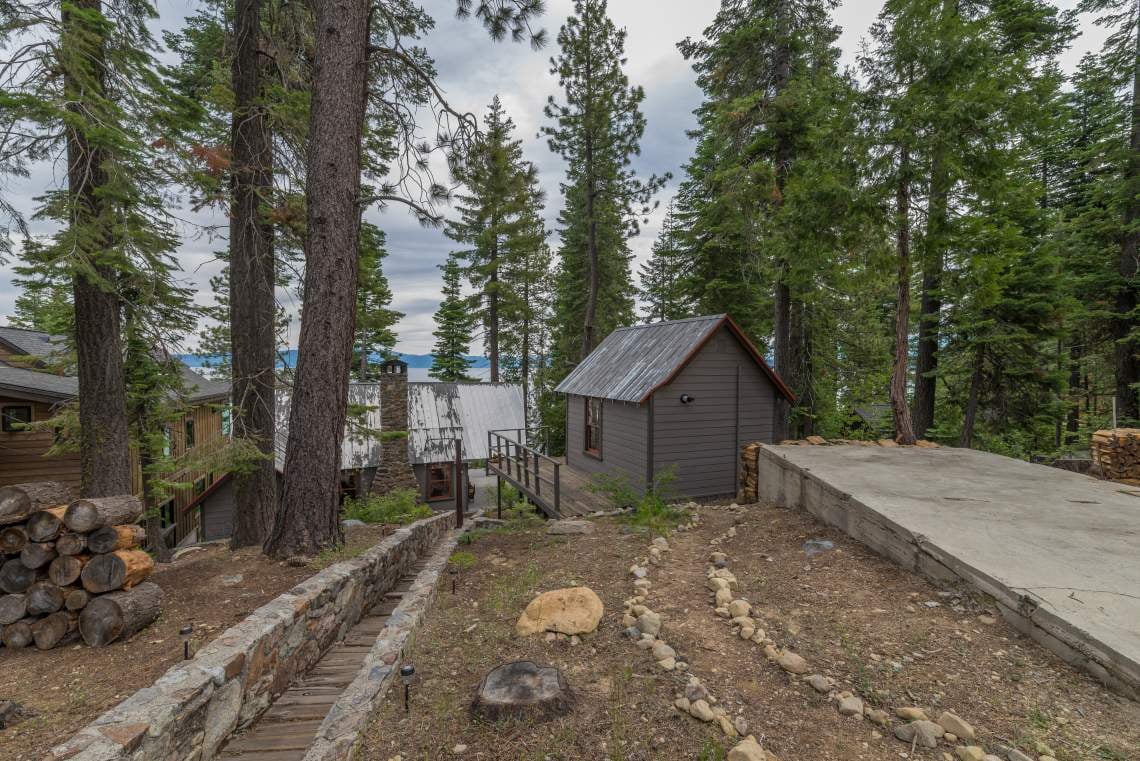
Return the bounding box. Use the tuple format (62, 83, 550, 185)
(181, 351, 493, 383)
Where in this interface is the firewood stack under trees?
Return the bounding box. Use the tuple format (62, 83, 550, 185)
(1090, 429, 1140, 482)
(0, 482, 163, 651)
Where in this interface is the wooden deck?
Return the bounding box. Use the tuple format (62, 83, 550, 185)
(489, 455, 610, 518)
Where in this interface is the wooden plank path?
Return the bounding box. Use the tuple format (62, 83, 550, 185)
(216, 561, 430, 760)
(490, 455, 610, 518)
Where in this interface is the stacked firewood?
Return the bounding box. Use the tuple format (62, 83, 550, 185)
(0, 481, 163, 651)
(1090, 429, 1140, 481)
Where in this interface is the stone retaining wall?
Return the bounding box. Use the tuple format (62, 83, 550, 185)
(47, 511, 453, 761)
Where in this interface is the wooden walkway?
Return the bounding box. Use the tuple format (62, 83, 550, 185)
(490, 455, 611, 518)
(216, 559, 431, 760)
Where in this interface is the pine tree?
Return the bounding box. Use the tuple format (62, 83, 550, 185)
(542, 0, 667, 363)
(0, 0, 196, 497)
(638, 202, 693, 322)
(430, 255, 479, 383)
(447, 96, 540, 381)
(355, 222, 403, 379)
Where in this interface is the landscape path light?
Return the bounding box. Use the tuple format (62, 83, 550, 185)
(180, 625, 194, 660)
(401, 663, 415, 712)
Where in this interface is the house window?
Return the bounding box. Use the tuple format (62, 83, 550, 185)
(584, 397, 602, 457)
(184, 418, 195, 450)
(162, 426, 172, 457)
(427, 464, 452, 500)
(1, 405, 31, 432)
(159, 498, 175, 528)
(221, 407, 231, 436)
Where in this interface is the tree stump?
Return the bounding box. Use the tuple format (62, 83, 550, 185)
(64, 496, 144, 533)
(87, 524, 145, 554)
(470, 661, 573, 721)
(25, 506, 67, 542)
(0, 594, 27, 625)
(25, 581, 65, 616)
(0, 558, 37, 594)
(79, 581, 163, 646)
(0, 482, 72, 526)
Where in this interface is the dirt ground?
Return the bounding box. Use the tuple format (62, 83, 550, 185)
(360, 506, 1139, 761)
(0, 524, 390, 761)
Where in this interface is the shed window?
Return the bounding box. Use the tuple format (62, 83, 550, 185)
(584, 397, 602, 457)
(184, 418, 196, 450)
(428, 464, 452, 500)
(1, 405, 31, 432)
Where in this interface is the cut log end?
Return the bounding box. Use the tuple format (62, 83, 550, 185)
(25, 581, 65, 616)
(80, 549, 155, 594)
(87, 524, 145, 555)
(0, 558, 38, 595)
(79, 581, 163, 647)
(0, 482, 72, 526)
(64, 496, 144, 534)
(32, 611, 77, 650)
(1, 619, 33, 649)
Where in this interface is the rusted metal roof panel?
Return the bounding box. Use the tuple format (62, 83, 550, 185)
(274, 383, 382, 471)
(408, 382, 524, 464)
(554, 315, 726, 403)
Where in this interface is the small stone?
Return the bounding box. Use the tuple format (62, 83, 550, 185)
(1034, 743, 1055, 758)
(709, 551, 728, 564)
(751, 630, 766, 644)
(982, 756, 1003, 761)
(544, 633, 556, 643)
(633, 578, 651, 590)
(719, 715, 738, 737)
(546, 519, 594, 535)
(636, 637, 655, 650)
(685, 679, 709, 703)
(776, 650, 810, 675)
(1003, 750, 1034, 761)
(715, 607, 731, 618)
(727, 599, 752, 618)
(621, 626, 640, 640)
(689, 699, 716, 722)
(631, 566, 648, 579)
(453, 744, 468, 754)
(946, 733, 959, 743)
(740, 626, 755, 640)
(734, 716, 749, 736)
(955, 747, 985, 761)
(657, 657, 676, 671)
(622, 614, 637, 628)
(805, 674, 833, 693)
(651, 641, 676, 661)
(674, 697, 691, 712)
(978, 614, 997, 625)
(937, 711, 976, 741)
(708, 577, 730, 592)
(653, 537, 669, 550)
(716, 588, 735, 606)
(871, 731, 882, 740)
(893, 720, 943, 749)
(896, 706, 929, 722)
(569, 635, 580, 646)
(727, 735, 768, 761)
(864, 708, 890, 727)
(727, 526, 737, 537)
(675, 661, 688, 671)
(636, 611, 662, 637)
(837, 696, 864, 717)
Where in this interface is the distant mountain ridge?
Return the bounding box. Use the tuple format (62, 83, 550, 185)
(179, 350, 490, 370)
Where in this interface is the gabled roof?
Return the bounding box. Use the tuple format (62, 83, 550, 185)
(555, 314, 796, 404)
(274, 383, 382, 471)
(407, 382, 524, 464)
(0, 364, 77, 402)
(0, 326, 64, 363)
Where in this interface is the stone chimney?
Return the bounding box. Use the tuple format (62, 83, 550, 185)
(371, 359, 421, 497)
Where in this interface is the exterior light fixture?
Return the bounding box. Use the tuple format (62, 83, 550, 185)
(180, 625, 194, 660)
(401, 664, 416, 711)
(680, 394, 695, 404)
(449, 566, 458, 594)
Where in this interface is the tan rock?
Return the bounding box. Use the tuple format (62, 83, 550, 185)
(718, 715, 738, 738)
(896, 706, 929, 721)
(689, 699, 716, 722)
(955, 747, 985, 761)
(728, 599, 752, 618)
(728, 735, 768, 761)
(515, 587, 604, 636)
(776, 650, 810, 674)
(937, 711, 976, 741)
(716, 587, 735, 606)
(864, 707, 890, 726)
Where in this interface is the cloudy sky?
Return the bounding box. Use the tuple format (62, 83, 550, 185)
(0, 0, 1110, 354)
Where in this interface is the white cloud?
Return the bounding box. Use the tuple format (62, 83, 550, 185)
(0, 0, 1113, 354)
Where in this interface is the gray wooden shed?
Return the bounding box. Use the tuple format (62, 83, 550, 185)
(555, 314, 796, 499)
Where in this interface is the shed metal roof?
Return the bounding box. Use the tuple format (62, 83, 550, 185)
(554, 314, 796, 403)
(274, 383, 382, 471)
(408, 382, 524, 464)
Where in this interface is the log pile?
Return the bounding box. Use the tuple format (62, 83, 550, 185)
(1090, 429, 1140, 481)
(0, 482, 163, 651)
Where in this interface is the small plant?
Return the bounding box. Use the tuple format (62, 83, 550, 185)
(342, 488, 431, 525)
(449, 550, 477, 569)
(592, 467, 688, 534)
(697, 738, 727, 761)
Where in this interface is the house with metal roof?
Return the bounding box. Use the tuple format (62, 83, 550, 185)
(555, 314, 796, 499)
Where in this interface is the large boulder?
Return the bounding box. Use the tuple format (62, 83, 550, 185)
(515, 587, 604, 636)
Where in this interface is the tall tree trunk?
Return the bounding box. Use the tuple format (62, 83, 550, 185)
(1066, 338, 1081, 443)
(1112, 19, 1140, 423)
(580, 11, 598, 360)
(959, 345, 984, 448)
(229, 0, 277, 549)
(265, 0, 369, 558)
(489, 234, 500, 382)
(913, 150, 948, 438)
(771, 0, 794, 441)
(65, 0, 131, 498)
(891, 144, 917, 445)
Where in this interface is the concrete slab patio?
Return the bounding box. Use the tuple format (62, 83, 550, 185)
(755, 444, 1140, 700)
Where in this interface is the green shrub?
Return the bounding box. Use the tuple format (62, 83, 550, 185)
(590, 467, 688, 534)
(342, 488, 431, 525)
(449, 550, 477, 569)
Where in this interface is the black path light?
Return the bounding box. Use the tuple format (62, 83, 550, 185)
(449, 565, 458, 594)
(401, 663, 415, 712)
(180, 625, 194, 660)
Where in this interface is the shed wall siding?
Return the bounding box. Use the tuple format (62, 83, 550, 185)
(565, 394, 648, 491)
(200, 479, 235, 541)
(653, 325, 778, 497)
